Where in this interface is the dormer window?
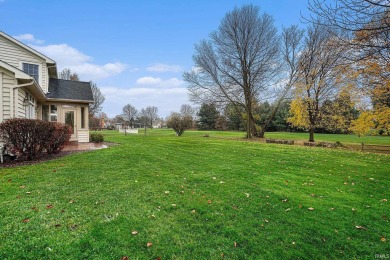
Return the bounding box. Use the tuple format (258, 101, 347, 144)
(22, 63, 39, 82)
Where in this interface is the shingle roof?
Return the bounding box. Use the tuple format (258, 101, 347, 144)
(47, 78, 94, 102)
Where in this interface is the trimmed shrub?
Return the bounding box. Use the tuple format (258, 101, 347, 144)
(0, 118, 71, 160)
(90, 132, 104, 143)
(46, 123, 72, 154)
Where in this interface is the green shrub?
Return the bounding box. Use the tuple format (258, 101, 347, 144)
(90, 132, 104, 143)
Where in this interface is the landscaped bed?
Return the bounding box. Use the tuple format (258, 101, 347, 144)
(0, 129, 388, 259)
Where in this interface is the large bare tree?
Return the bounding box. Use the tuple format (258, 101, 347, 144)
(183, 5, 280, 138)
(122, 104, 138, 128)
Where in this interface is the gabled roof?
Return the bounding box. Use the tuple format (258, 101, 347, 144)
(0, 31, 56, 64)
(47, 78, 94, 103)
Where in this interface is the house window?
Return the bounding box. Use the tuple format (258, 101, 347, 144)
(42, 105, 49, 121)
(50, 105, 57, 122)
(81, 107, 85, 129)
(22, 63, 39, 82)
(24, 93, 35, 119)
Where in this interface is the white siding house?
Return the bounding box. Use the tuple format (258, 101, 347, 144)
(0, 31, 94, 142)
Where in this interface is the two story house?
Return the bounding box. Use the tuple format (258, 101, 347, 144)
(0, 31, 93, 142)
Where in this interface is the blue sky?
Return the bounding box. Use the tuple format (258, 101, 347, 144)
(0, 0, 310, 118)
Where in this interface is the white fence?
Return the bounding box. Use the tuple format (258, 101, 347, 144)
(119, 128, 139, 134)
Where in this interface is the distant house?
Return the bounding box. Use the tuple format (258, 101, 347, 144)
(0, 31, 93, 142)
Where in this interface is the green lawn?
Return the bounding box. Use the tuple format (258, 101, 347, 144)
(0, 129, 389, 259)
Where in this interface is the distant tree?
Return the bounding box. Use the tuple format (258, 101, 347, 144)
(89, 81, 105, 118)
(138, 108, 150, 135)
(113, 115, 125, 124)
(145, 106, 159, 128)
(122, 104, 138, 128)
(197, 103, 220, 130)
(215, 116, 228, 130)
(166, 112, 193, 136)
(59, 68, 80, 81)
(224, 103, 244, 131)
(349, 111, 375, 137)
(180, 104, 195, 117)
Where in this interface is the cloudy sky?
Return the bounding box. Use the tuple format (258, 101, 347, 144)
(0, 0, 309, 118)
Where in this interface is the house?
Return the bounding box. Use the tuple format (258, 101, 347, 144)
(0, 31, 93, 142)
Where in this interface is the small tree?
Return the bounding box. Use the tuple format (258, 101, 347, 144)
(349, 111, 375, 137)
(59, 68, 80, 81)
(197, 103, 220, 130)
(166, 112, 193, 136)
(122, 104, 138, 128)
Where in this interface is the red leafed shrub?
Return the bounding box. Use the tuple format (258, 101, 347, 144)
(46, 123, 72, 154)
(0, 118, 71, 160)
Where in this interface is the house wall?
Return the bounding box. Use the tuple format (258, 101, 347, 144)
(0, 69, 17, 120)
(39, 102, 90, 142)
(0, 35, 48, 92)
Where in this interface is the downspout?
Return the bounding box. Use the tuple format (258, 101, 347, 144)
(10, 79, 34, 118)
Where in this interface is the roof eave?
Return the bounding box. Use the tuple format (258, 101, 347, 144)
(46, 98, 94, 104)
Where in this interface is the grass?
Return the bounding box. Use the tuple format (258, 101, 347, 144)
(0, 129, 389, 259)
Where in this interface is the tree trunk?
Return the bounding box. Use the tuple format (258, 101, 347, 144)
(309, 128, 315, 142)
(258, 128, 265, 138)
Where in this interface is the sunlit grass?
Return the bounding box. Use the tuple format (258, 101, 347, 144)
(0, 129, 388, 259)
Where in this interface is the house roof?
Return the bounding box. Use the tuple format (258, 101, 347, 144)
(0, 31, 56, 64)
(46, 78, 94, 103)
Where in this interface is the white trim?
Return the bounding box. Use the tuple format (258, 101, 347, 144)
(0, 60, 31, 80)
(0, 72, 3, 122)
(19, 60, 43, 88)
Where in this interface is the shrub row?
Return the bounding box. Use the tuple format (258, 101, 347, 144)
(90, 132, 104, 143)
(265, 138, 294, 145)
(0, 118, 71, 161)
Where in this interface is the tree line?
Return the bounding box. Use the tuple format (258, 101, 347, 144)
(183, 2, 389, 142)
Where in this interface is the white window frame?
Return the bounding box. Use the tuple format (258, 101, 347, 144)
(19, 61, 43, 87)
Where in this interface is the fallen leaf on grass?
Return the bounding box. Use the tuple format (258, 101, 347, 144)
(282, 199, 288, 202)
(22, 218, 29, 223)
(46, 205, 53, 209)
(380, 236, 386, 242)
(381, 199, 388, 202)
(264, 219, 269, 223)
(172, 204, 177, 207)
(191, 210, 196, 214)
(131, 230, 138, 235)
(69, 200, 75, 203)
(147, 242, 153, 247)
(308, 207, 315, 211)
(234, 242, 237, 248)
(121, 256, 129, 260)
(19, 185, 25, 189)
(26, 192, 31, 194)
(207, 200, 212, 204)
(355, 225, 367, 230)
(285, 208, 291, 212)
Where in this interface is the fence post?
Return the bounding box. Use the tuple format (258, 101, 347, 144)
(361, 142, 364, 151)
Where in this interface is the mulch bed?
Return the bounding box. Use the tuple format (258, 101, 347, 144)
(0, 150, 84, 168)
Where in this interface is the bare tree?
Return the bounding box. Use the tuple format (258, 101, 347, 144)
(307, 0, 390, 63)
(145, 106, 159, 128)
(288, 24, 346, 142)
(180, 104, 195, 117)
(89, 81, 105, 117)
(256, 25, 305, 137)
(166, 112, 193, 136)
(138, 108, 150, 135)
(122, 104, 138, 128)
(183, 4, 280, 138)
(59, 68, 80, 81)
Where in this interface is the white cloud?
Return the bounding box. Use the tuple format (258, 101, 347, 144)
(136, 77, 184, 88)
(13, 34, 44, 44)
(147, 63, 182, 73)
(101, 86, 189, 118)
(136, 77, 162, 85)
(29, 43, 127, 79)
